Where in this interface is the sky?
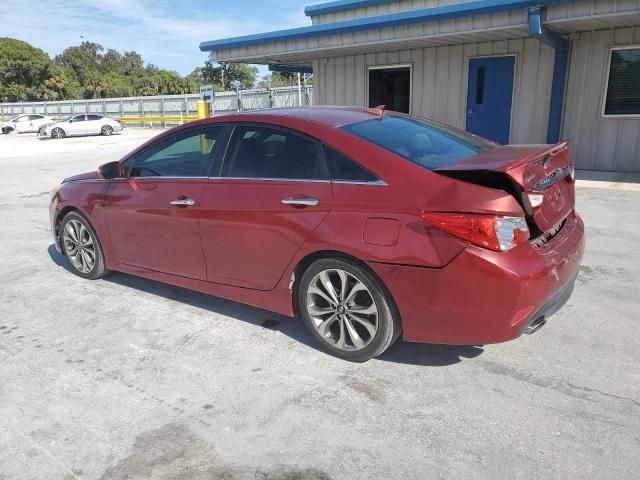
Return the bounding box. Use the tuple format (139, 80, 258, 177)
(0, 0, 314, 76)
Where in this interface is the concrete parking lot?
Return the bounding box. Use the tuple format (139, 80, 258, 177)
(0, 130, 639, 480)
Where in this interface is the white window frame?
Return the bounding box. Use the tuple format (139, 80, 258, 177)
(366, 64, 413, 114)
(601, 45, 640, 119)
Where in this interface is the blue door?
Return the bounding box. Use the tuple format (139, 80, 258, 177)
(466, 56, 515, 144)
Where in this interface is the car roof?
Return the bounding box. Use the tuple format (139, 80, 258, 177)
(216, 106, 384, 128)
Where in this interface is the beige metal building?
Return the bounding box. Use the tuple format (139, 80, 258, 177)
(200, 0, 640, 172)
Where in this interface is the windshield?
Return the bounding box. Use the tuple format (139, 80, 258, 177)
(4, 115, 20, 122)
(341, 115, 494, 169)
(63, 115, 74, 122)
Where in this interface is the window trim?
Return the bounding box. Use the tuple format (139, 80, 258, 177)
(217, 122, 330, 182)
(601, 45, 640, 119)
(124, 124, 229, 179)
(366, 64, 413, 114)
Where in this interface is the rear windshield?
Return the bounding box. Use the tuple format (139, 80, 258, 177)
(340, 115, 493, 169)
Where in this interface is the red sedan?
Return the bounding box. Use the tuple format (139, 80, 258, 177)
(50, 107, 584, 361)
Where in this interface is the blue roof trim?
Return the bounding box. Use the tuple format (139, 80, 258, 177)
(200, 0, 577, 52)
(305, 0, 397, 17)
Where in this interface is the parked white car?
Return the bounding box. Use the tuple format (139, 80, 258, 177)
(38, 114, 123, 139)
(1, 114, 55, 134)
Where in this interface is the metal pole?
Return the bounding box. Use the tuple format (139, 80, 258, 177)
(297, 73, 302, 106)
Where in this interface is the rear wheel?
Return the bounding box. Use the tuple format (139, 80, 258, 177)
(60, 212, 108, 280)
(298, 257, 400, 362)
(51, 127, 65, 139)
(101, 125, 113, 136)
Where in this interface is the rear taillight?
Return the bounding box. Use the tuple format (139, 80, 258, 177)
(421, 212, 530, 252)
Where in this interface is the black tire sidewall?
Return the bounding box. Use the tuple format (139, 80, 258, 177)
(298, 257, 398, 362)
(59, 212, 106, 280)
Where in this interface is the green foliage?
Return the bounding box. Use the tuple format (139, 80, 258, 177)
(187, 59, 257, 90)
(0, 38, 259, 102)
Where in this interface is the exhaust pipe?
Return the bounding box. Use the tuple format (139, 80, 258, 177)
(524, 316, 546, 334)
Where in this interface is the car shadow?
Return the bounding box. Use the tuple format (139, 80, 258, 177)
(48, 244, 484, 367)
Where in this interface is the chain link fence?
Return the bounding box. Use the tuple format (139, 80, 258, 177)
(0, 86, 313, 122)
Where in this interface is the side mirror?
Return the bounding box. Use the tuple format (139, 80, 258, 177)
(99, 161, 123, 180)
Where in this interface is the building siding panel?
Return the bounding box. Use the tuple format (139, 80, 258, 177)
(563, 27, 640, 172)
(315, 38, 555, 144)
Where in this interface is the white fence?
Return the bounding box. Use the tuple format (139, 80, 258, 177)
(0, 86, 313, 119)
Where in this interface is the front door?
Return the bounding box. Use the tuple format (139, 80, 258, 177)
(466, 56, 515, 144)
(103, 125, 226, 280)
(199, 123, 332, 291)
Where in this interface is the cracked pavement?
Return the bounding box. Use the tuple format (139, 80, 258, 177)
(0, 130, 639, 479)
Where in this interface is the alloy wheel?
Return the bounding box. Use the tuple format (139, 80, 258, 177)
(63, 219, 96, 274)
(101, 125, 113, 136)
(306, 269, 379, 351)
(52, 128, 64, 139)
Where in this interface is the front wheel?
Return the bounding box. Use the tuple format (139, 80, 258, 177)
(60, 212, 108, 280)
(51, 127, 65, 139)
(298, 257, 400, 362)
(101, 125, 113, 136)
(2, 127, 14, 134)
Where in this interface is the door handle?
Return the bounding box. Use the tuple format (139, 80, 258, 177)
(281, 197, 319, 207)
(170, 198, 195, 207)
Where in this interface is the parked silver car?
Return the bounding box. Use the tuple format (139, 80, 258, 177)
(38, 114, 123, 139)
(1, 114, 55, 134)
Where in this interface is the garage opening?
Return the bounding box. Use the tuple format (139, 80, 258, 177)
(368, 66, 411, 114)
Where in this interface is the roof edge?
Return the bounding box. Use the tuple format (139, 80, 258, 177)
(200, 0, 577, 53)
(304, 0, 398, 17)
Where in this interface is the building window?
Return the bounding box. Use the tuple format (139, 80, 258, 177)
(368, 66, 411, 114)
(603, 46, 640, 116)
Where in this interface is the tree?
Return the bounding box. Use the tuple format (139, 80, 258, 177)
(188, 59, 258, 90)
(0, 38, 53, 101)
(55, 41, 104, 84)
(257, 72, 298, 88)
(84, 74, 108, 99)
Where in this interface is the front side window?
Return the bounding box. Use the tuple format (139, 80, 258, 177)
(128, 126, 224, 178)
(72, 115, 86, 122)
(341, 115, 493, 170)
(15, 115, 28, 123)
(29, 115, 43, 120)
(222, 125, 327, 180)
(87, 115, 103, 121)
(604, 47, 640, 116)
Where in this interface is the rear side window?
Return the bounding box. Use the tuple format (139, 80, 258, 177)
(323, 145, 379, 183)
(128, 126, 224, 178)
(222, 125, 328, 180)
(87, 115, 102, 121)
(341, 115, 493, 170)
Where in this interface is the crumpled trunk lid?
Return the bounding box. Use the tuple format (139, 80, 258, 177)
(436, 142, 575, 237)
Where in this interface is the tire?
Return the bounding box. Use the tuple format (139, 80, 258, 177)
(298, 257, 400, 362)
(2, 127, 14, 135)
(59, 211, 109, 280)
(101, 125, 113, 136)
(51, 127, 66, 139)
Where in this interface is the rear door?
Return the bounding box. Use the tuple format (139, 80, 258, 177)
(466, 56, 515, 144)
(103, 125, 226, 280)
(86, 115, 103, 134)
(199, 123, 332, 290)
